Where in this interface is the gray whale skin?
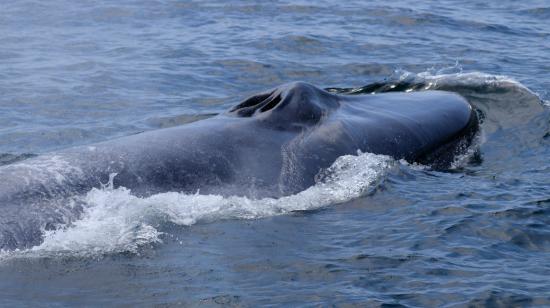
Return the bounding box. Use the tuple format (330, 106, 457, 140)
(0, 82, 478, 250)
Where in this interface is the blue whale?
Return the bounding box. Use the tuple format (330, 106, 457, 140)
(0, 82, 478, 250)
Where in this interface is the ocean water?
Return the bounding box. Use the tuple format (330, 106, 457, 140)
(0, 0, 549, 306)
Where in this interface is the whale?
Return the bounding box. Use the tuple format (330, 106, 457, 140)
(0, 82, 478, 250)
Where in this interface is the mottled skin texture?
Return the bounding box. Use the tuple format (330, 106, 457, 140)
(0, 82, 478, 250)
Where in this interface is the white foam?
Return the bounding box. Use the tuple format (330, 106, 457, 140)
(416, 70, 546, 106)
(2, 151, 393, 259)
(416, 70, 532, 92)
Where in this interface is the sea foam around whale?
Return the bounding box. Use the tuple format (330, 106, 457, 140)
(1, 151, 394, 259)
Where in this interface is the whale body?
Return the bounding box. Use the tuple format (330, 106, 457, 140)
(0, 82, 478, 250)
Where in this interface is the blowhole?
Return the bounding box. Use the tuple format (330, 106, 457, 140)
(230, 91, 283, 117)
(260, 94, 282, 112)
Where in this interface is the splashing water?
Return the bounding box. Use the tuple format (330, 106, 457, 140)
(0, 151, 393, 259)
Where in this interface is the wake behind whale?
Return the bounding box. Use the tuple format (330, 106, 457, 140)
(1, 79, 481, 253)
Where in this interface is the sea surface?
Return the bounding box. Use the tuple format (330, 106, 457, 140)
(1, 0, 549, 306)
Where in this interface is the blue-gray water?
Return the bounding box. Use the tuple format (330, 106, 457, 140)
(1, 0, 549, 306)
